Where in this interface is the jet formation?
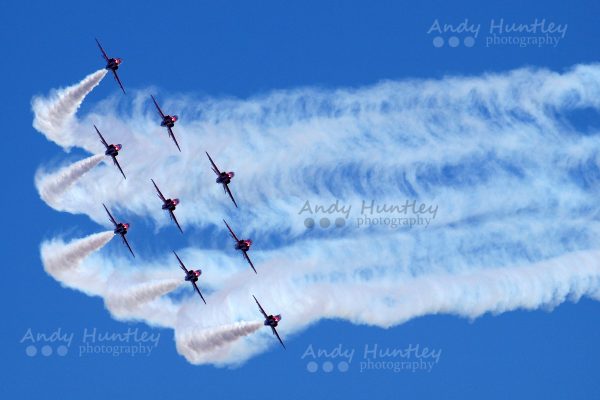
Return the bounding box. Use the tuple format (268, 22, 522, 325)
(93, 39, 285, 350)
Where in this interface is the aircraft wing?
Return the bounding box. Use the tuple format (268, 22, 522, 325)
(243, 250, 257, 274)
(103, 203, 118, 227)
(253, 295, 268, 319)
(173, 251, 188, 273)
(95, 125, 109, 149)
(112, 156, 126, 179)
(271, 326, 286, 349)
(151, 95, 165, 118)
(222, 219, 239, 242)
(95, 38, 109, 62)
(205, 152, 221, 175)
(112, 70, 126, 94)
(224, 183, 238, 208)
(151, 179, 166, 202)
(167, 126, 182, 152)
(121, 234, 135, 258)
(192, 281, 207, 305)
(169, 210, 183, 234)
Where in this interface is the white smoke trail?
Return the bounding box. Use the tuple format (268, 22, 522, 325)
(175, 321, 264, 365)
(35, 63, 600, 365)
(41, 231, 115, 297)
(105, 279, 182, 313)
(158, 245, 600, 364)
(35, 154, 104, 210)
(32, 69, 107, 147)
(31, 64, 600, 237)
(41, 231, 114, 275)
(41, 233, 180, 327)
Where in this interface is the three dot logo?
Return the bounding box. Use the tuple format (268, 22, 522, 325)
(304, 217, 347, 230)
(432, 36, 476, 48)
(306, 360, 351, 373)
(21, 328, 73, 358)
(25, 344, 69, 357)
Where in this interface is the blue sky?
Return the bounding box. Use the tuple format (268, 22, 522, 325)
(2, 0, 600, 398)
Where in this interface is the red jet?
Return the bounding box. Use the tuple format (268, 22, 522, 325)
(151, 179, 183, 233)
(151, 95, 181, 152)
(253, 295, 285, 349)
(206, 152, 237, 208)
(95, 125, 126, 179)
(223, 219, 256, 273)
(173, 251, 206, 304)
(103, 203, 134, 257)
(95, 38, 125, 94)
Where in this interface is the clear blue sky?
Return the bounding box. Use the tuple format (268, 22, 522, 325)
(2, 0, 599, 398)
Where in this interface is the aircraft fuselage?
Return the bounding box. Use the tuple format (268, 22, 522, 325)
(161, 116, 176, 128)
(105, 58, 121, 71)
(265, 314, 282, 328)
(185, 270, 201, 282)
(114, 223, 128, 235)
(105, 144, 121, 157)
(162, 198, 179, 211)
(235, 240, 251, 251)
(217, 172, 234, 185)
